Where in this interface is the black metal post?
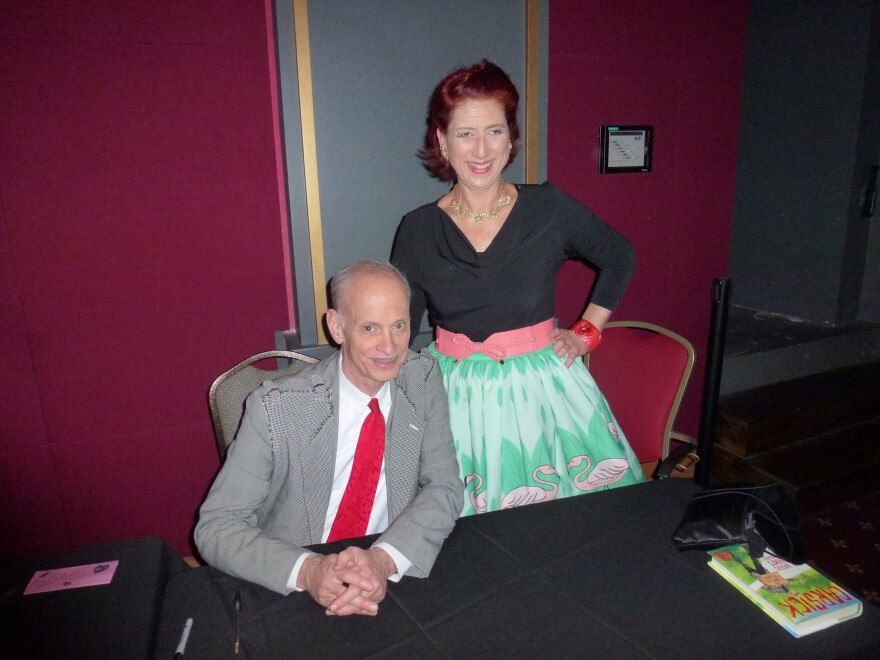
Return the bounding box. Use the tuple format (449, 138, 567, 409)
(695, 277, 731, 487)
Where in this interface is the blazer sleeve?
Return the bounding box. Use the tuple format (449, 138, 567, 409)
(194, 388, 308, 595)
(375, 358, 464, 577)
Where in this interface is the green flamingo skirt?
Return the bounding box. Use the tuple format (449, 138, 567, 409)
(429, 342, 644, 516)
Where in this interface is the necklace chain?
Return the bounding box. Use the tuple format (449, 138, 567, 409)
(450, 184, 512, 225)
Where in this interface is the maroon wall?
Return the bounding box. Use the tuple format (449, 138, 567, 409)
(0, 2, 289, 559)
(0, 0, 749, 561)
(549, 0, 748, 434)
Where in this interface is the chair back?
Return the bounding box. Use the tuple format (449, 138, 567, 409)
(586, 321, 695, 463)
(209, 350, 319, 457)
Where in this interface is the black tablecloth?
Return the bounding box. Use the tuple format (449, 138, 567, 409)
(154, 480, 880, 658)
(0, 536, 188, 659)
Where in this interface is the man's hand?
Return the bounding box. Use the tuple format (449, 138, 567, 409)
(297, 553, 379, 617)
(326, 547, 397, 616)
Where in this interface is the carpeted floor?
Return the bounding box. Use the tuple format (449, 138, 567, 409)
(800, 487, 880, 607)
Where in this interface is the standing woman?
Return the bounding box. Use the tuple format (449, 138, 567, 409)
(391, 60, 643, 515)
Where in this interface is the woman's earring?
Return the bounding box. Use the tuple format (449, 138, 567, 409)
(440, 143, 449, 161)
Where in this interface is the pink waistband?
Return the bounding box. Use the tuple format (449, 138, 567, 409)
(434, 318, 556, 363)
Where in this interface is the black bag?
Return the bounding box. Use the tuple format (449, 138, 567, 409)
(672, 483, 805, 564)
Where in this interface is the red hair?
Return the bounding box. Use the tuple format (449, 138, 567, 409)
(419, 60, 520, 182)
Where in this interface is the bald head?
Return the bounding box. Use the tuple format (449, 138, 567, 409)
(329, 260, 411, 322)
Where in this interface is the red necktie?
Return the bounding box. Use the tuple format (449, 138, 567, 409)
(327, 398, 386, 542)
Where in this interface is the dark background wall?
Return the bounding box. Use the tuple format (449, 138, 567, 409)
(2, 0, 873, 561)
(730, 0, 880, 324)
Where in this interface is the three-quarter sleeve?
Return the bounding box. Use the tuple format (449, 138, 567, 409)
(550, 184, 636, 310)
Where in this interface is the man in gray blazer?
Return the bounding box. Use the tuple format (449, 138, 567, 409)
(195, 260, 463, 616)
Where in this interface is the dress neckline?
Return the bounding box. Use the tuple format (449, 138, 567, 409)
(437, 184, 524, 255)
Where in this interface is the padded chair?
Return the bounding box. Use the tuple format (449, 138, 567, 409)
(586, 321, 697, 479)
(208, 350, 319, 457)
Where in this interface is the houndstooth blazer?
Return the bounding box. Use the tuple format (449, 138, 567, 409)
(195, 349, 463, 595)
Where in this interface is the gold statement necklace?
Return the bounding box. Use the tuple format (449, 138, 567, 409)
(449, 183, 512, 225)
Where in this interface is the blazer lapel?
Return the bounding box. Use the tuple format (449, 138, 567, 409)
(298, 356, 340, 543)
(385, 369, 424, 519)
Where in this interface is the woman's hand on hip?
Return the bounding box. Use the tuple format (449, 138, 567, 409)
(548, 328, 588, 368)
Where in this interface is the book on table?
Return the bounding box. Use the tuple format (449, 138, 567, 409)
(707, 544, 863, 638)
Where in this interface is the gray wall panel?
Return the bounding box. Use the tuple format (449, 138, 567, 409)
(276, 0, 534, 343)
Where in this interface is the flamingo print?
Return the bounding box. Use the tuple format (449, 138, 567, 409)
(566, 455, 630, 491)
(608, 422, 621, 443)
(465, 473, 488, 514)
(500, 465, 560, 509)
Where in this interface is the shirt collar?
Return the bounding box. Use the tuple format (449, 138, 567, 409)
(337, 353, 391, 411)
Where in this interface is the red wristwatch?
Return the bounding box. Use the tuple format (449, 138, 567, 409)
(570, 319, 603, 352)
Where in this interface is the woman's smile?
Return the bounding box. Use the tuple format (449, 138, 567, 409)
(437, 97, 510, 195)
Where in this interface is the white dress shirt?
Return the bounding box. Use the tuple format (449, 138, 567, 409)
(287, 356, 411, 590)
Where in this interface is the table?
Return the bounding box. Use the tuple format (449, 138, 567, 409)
(0, 536, 188, 659)
(154, 480, 880, 658)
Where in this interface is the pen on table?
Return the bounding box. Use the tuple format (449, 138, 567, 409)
(173, 617, 192, 660)
(234, 590, 241, 655)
